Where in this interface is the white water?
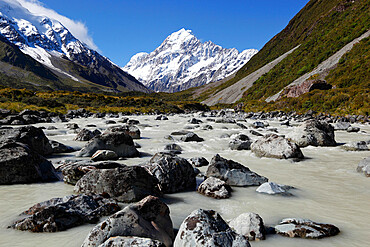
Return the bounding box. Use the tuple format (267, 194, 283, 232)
(0, 115, 369, 247)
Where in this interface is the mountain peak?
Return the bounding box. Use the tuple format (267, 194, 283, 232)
(166, 28, 195, 43)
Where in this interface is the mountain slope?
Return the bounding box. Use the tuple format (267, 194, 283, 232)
(0, 0, 149, 93)
(123, 28, 257, 92)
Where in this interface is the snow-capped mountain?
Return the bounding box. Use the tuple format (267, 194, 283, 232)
(123, 28, 258, 92)
(0, 0, 149, 92)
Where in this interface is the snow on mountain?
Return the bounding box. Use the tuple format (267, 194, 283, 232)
(123, 28, 258, 92)
(0, 0, 148, 92)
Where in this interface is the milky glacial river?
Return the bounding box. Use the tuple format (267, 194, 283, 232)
(0, 115, 369, 247)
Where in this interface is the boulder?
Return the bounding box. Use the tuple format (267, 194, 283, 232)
(91, 150, 118, 161)
(163, 143, 182, 154)
(155, 115, 169, 121)
(357, 157, 370, 177)
(0, 141, 59, 185)
(76, 131, 139, 158)
(99, 236, 166, 247)
(0, 126, 52, 155)
(286, 120, 336, 147)
(229, 212, 266, 241)
(206, 154, 268, 186)
(105, 120, 117, 125)
(229, 134, 252, 150)
(334, 122, 351, 131)
(188, 157, 209, 167)
(342, 141, 369, 151)
(66, 123, 79, 129)
(253, 121, 265, 128)
(49, 140, 75, 153)
(74, 128, 98, 141)
(256, 182, 293, 195)
(171, 130, 190, 136)
(81, 196, 174, 247)
(174, 209, 250, 247)
(11, 194, 119, 232)
(251, 134, 304, 160)
(106, 125, 141, 139)
(180, 132, 204, 142)
(215, 118, 236, 124)
(188, 118, 202, 124)
(197, 177, 232, 199)
(74, 167, 161, 203)
(57, 160, 124, 185)
(274, 218, 340, 239)
(143, 153, 196, 193)
(347, 126, 360, 133)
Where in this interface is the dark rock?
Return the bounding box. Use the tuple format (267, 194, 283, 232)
(180, 132, 204, 142)
(229, 134, 252, 150)
(74, 128, 96, 141)
(66, 123, 79, 129)
(188, 157, 209, 167)
(105, 120, 117, 124)
(127, 119, 140, 125)
(106, 125, 141, 139)
(215, 118, 236, 124)
(49, 140, 75, 153)
(197, 177, 232, 199)
(74, 167, 161, 202)
(249, 130, 264, 137)
(206, 154, 268, 186)
(171, 130, 190, 135)
(347, 126, 360, 133)
(99, 237, 166, 247)
(163, 143, 182, 154)
(201, 124, 213, 130)
(91, 150, 119, 161)
(188, 118, 202, 124)
(11, 194, 119, 232)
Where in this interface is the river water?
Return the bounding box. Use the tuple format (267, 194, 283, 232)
(0, 114, 369, 247)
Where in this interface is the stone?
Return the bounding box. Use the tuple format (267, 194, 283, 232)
(11, 194, 119, 232)
(143, 153, 196, 193)
(215, 118, 236, 124)
(188, 118, 203, 124)
(91, 150, 119, 161)
(253, 121, 265, 128)
(105, 120, 117, 124)
(106, 125, 141, 139)
(346, 126, 360, 133)
(0, 141, 59, 185)
(206, 154, 268, 186)
(74, 128, 96, 141)
(180, 132, 204, 142)
(197, 177, 232, 199)
(49, 140, 75, 153)
(188, 157, 209, 167)
(256, 182, 293, 195)
(0, 126, 53, 155)
(74, 167, 161, 203)
(201, 124, 213, 130)
(251, 134, 304, 160)
(66, 123, 79, 129)
(334, 121, 351, 130)
(163, 143, 182, 154)
(357, 157, 370, 177)
(76, 131, 139, 158)
(171, 130, 190, 136)
(229, 134, 252, 150)
(249, 130, 264, 137)
(174, 209, 250, 247)
(229, 212, 266, 241)
(342, 141, 370, 151)
(81, 196, 174, 247)
(99, 236, 166, 247)
(274, 218, 340, 239)
(286, 120, 336, 147)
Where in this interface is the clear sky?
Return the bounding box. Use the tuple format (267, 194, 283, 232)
(35, 0, 309, 67)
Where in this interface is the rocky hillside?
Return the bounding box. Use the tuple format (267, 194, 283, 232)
(0, 0, 149, 93)
(194, 0, 369, 115)
(123, 28, 257, 92)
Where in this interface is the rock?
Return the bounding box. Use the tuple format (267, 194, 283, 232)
(206, 154, 268, 186)
(143, 153, 196, 193)
(347, 126, 360, 133)
(201, 124, 213, 130)
(229, 134, 252, 150)
(127, 119, 140, 125)
(156, 115, 168, 121)
(57, 160, 124, 185)
(188, 118, 202, 124)
(180, 132, 204, 142)
(171, 130, 190, 135)
(215, 118, 236, 124)
(274, 218, 340, 239)
(76, 131, 139, 158)
(66, 123, 79, 129)
(49, 140, 75, 153)
(0, 141, 59, 185)
(251, 134, 304, 160)
(163, 143, 182, 154)
(46, 126, 57, 130)
(0, 126, 53, 155)
(106, 125, 141, 139)
(174, 209, 250, 247)
(91, 150, 119, 161)
(334, 121, 351, 130)
(188, 157, 209, 167)
(81, 196, 174, 247)
(163, 135, 175, 141)
(286, 120, 336, 147)
(253, 121, 265, 128)
(74, 167, 161, 203)
(197, 177, 232, 199)
(105, 120, 117, 124)
(229, 212, 266, 241)
(342, 141, 370, 151)
(357, 157, 370, 177)
(11, 194, 119, 232)
(74, 128, 96, 141)
(256, 182, 293, 195)
(249, 130, 264, 137)
(99, 236, 166, 247)
(236, 122, 248, 129)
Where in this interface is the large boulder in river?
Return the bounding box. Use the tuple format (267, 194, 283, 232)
(206, 154, 268, 186)
(251, 134, 304, 160)
(74, 128, 97, 141)
(286, 120, 336, 147)
(106, 125, 141, 139)
(82, 196, 174, 247)
(0, 141, 59, 185)
(11, 194, 119, 232)
(357, 157, 370, 177)
(197, 177, 232, 199)
(229, 212, 266, 241)
(74, 167, 161, 203)
(0, 126, 52, 155)
(274, 218, 340, 239)
(143, 153, 196, 193)
(76, 131, 139, 158)
(99, 236, 166, 247)
(174, 209, 250, 247)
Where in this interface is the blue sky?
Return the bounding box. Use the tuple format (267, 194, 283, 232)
(36, 0, 309, 66)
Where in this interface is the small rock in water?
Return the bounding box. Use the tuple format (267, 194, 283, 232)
(49, 140, 75, 153)
(274, 218, 340, 239)
(229, 212, 266, 241)
(91, 150, 119, 161)
(229, 134, 252, 150)
(163, 143, 182, 154)
(188, 157, 209, 167)
(357, 157, 370, 177)
(106, 125, 141, 139)
(197, 177, 232, 199)
(347, 126, 360, 133)
(342, 140, 370, 151)
(256, 182, 293, 195)
(180, 132, 204, 142)
(74, 128, 96, 141)
(188, 118, 202, 124)
(334, 121, 351, 131)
